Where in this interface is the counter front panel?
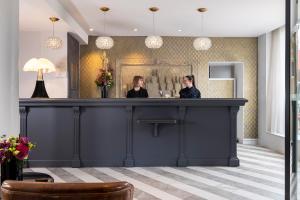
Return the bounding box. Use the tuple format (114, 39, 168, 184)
(19, 98, 247, 167)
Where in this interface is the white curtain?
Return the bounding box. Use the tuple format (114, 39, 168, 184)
(266, 27, 285, 136)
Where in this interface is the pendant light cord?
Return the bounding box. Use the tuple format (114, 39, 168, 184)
(52, 21, 55, 37)
(152, 12, 156, 35)
(201, 14, 204, 36)
(103, 12, 106, 35)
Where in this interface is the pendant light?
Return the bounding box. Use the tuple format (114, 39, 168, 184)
(193, 8, 212, 51)
(145, 7, 163, 49)
(96, 7, 114, 50)
(46, 17, 63, 49)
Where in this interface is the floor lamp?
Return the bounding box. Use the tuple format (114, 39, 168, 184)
(23, 58, 56, 98)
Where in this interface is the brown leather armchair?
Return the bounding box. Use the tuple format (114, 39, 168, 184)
(1, 181, 134, 200)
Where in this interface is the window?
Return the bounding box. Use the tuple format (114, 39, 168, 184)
(266, 27, 285, 136)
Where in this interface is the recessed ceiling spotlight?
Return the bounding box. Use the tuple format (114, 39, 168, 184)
(178, 29, 183, 32)
(133, 28, 138, 32)
(89, 28, 94, 32)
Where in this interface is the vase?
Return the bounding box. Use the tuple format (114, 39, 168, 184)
(100, 85, 108, 98)
(1, 158, 23, 184)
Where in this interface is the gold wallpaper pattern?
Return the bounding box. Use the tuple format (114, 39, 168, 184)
(80, 36, 257, 138)
(208, 80, 234, 98)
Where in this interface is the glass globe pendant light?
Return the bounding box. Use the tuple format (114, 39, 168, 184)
(96, 7, 114, 50)
(193, 37, 212, 51)
(46, 17, 63, 49)
(145, 7, 163, 49)
(96, 36, 114, 50)
(193, 8, 212, 51)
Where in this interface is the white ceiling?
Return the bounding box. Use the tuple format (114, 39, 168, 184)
(19, 0, 70, 32)
(20, 0, 285, 37)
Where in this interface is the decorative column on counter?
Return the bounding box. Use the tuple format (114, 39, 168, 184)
(95, 51, 114, 98)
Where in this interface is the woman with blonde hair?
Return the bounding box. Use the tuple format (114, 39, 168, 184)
(126, 76, 149, 98)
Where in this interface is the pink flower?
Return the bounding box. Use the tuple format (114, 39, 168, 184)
(15, 143, 29, 160)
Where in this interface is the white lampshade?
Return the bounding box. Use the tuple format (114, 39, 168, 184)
(193, 37, 212, 51)
(145, 36, 163, 49)
(96, 36, 114, 49)
(23, 58, 56, 73)
(46, 36, 63, 49)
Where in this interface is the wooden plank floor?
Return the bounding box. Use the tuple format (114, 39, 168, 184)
(27, 144, 286, 200)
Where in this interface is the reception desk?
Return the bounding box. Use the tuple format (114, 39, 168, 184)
(19, 98, 247, 167)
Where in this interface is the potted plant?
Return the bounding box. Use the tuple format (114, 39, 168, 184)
(0, 135, 36, 184)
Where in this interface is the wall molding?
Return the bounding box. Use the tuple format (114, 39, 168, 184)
(115, 58, 193, 98)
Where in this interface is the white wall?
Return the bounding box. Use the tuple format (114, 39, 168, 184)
(258, 33, 285, 154)
(19, 31, 68, 98)
(0, 0, 20, 136)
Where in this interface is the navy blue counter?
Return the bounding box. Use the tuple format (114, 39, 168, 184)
(19, 98, 247, 167)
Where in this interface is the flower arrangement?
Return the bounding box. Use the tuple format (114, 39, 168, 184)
(95, 67, 114, 88)
(0, 135, 36, 163)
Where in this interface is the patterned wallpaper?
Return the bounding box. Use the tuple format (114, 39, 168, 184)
(80, 36, 257, 138)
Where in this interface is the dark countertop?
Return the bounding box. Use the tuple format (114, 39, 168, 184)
(19, 98, 248, 107)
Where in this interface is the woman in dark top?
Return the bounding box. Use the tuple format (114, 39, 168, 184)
(127, 76, 149, 98)
(179, 75, 201, 98)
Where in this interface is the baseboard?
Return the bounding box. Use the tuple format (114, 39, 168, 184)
(241, 138, 258, 145)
